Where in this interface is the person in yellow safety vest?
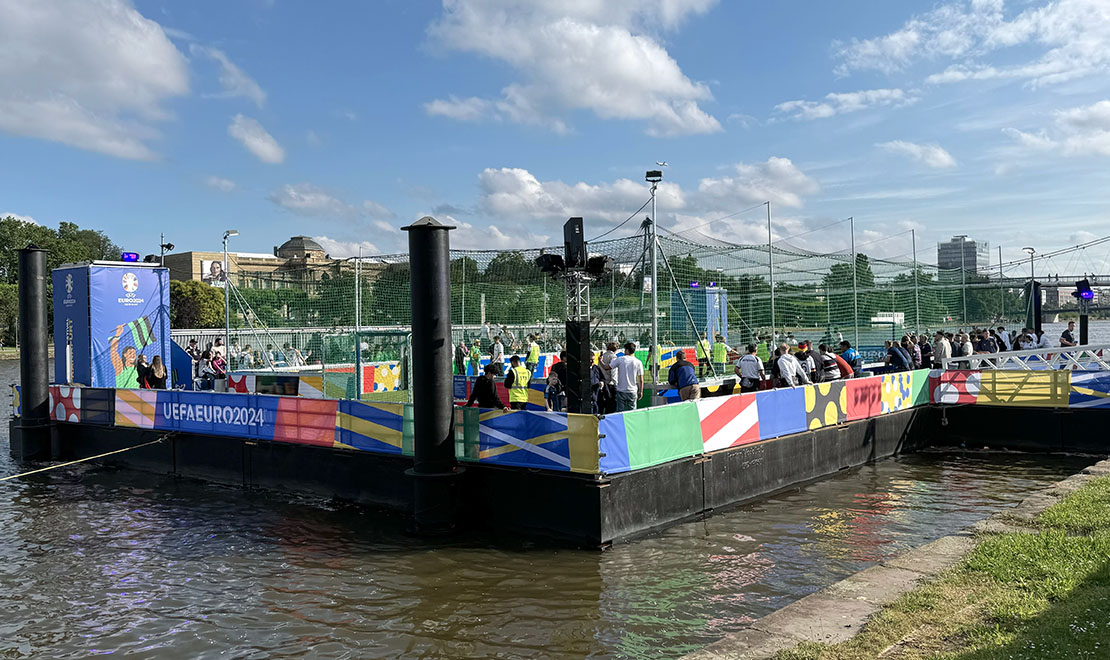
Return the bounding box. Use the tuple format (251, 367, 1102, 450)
(712, 334, 731, 377)
(469, 342, 482, 377)
(695, 333, 711, 378)
(505, 355, 532, 410)
(525, 334, 541, 374)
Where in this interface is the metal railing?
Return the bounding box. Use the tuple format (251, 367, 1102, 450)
(937, 344, 1110, 371)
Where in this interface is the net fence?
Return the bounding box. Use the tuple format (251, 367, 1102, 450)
(175, 222, 1043, 399)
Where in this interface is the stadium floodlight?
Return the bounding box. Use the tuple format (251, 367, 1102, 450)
(645, 170, 663, 183)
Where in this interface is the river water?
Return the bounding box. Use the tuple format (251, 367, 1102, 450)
(0, 359, 1093, 659)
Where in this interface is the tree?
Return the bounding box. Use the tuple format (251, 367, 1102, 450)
(170, 280, 224, 328)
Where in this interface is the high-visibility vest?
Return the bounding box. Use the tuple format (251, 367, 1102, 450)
(712, 342, 728, 363)
(469, 346, 481, 363)
(527, 342, 540, 363)
(509, 366, 531, 402)
(696, 339, 710, 359)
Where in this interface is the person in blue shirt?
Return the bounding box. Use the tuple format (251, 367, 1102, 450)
(667, 350, 701, 401)
(885, 339, 911, 371)
(838, 340, 862, 376)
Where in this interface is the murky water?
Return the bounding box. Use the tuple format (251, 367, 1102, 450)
(0, 360, 1092, 659)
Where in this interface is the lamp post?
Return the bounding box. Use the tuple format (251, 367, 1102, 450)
(159, 233, 175, 266)
(223, 229, 238, 360)
(646, 169, 663, 384)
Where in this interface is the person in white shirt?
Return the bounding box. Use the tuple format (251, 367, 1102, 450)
(734, 344, 764, 393)
(996, 326, 1012, 351)
(932, 331, 952, 366)
(1036, 329, 1053, 349)
(776, 343, 812, 387)
(608, 342, 645, 411)
(489, 336, 505, 375)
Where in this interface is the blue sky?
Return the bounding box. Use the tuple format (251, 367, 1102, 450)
(2, 0, 1110, 275)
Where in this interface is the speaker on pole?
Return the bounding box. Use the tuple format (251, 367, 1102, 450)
(565, 320, 592, 414)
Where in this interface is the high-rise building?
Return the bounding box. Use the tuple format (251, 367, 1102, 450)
(937, 235, 990, 273)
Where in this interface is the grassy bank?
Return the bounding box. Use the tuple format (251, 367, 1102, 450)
(777, 475, 1110, 660)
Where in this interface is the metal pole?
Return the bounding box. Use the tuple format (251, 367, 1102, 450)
(999, 246, 1004, 322)
(402, 216, 459, 534)
(650, 183, 659, 384)
(850, 216, 859, 349)
(767, 202, 776, 345)
(960, 237, 967, 326)
(224, 235, 231, 358)
(461, 255, 466, 330)
(355, 246, 362, 399)
(912, 229, 919, 330)
(12, 246, 50, 459)
(160, 232, 165, 266)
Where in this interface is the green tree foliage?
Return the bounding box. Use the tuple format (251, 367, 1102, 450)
(0, 216, 121, 283)
(0, 283, 17, 344)
(169, 280, 224, 328)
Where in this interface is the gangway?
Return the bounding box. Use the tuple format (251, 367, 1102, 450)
(937, 344, 1110, 372)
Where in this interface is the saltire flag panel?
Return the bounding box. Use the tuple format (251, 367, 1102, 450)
(1070, 372, 1110, 408)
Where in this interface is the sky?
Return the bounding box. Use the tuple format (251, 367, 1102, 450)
(2, 0, 1110, 277)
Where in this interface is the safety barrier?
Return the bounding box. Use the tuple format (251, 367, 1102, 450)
(27, 370, 941, 477)
(936, 344, 1110, 371)
(929, 369, 1108, 408)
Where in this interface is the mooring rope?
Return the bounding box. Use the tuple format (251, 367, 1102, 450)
(0, 436, 168, 482)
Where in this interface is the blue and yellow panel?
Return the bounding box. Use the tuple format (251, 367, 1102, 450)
(1070, 372, 1110, 408)
(459, 408, 599, 473)
(804, 381, 848, 429)
(755, 387, 806, 439)
(880, 371, 915, 413)
(336, 400, 407, 454)
(976, 370, 1071, 407)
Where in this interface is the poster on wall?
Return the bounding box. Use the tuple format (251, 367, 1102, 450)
(88, 266, 172, 389)
(201, 259, 227, 287)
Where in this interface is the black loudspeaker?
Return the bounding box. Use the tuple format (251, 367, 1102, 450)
(565, 320, 592, 414)
(564, 217, 585, 269)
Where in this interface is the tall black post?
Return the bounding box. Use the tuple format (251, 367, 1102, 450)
(565, 320, 591, 413)
(11, 246, 51, 459)
(1080, 313, 1089, 345)
(402, 217, 460, 534)
(563, 218, 591, 414)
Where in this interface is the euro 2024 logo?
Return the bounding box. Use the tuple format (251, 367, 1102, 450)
(122, 272, 139, 293)
(65, 273, 73, 295)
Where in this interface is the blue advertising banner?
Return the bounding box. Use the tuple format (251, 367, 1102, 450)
(153, 390, 279, 440)
(88, 265, 172, 388)
(755, 387, 807, 439)
(52, 266, 91, 384)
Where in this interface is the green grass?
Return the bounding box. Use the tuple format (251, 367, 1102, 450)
(774, 473, 1110, 660)
(358, 390, 410, 403)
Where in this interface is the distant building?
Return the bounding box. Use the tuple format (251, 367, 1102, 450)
(164, 236, 383, 290)
(937, 235, 990, 273)
(1044, 286, 1060, 309)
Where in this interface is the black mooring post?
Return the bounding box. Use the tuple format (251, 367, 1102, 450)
(11, 246, 51, 459)
(402, 217, 460, 534)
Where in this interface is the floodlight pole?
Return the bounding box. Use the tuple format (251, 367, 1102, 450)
(960, 236, 968, 325)
(912, 228, 919, 330)
(767, 202, 776, 345)
(223, 230, 238, 359)
(647, 170, 662, 384)
(850, 216, 859, 349)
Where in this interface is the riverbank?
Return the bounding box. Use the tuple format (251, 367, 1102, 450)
(770, 460, 1110, 659)
(0, 347, 52, 361)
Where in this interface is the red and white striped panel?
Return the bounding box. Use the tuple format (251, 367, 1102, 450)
(697, 394, 760, 452)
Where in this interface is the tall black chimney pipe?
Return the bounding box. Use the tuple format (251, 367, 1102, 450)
(11, 246, 51, 459)
(402, 217, 461, 533)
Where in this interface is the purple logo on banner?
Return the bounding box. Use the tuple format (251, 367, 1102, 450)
(154, 391, 279, 440)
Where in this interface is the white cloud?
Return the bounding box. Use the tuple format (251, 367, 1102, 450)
(775, 89, 918, 121)
(189, 45, 266, 106)
(477, 167, 685, 223)
(228, 114, 284, 163)
(449, 219, 551, 250)
(204, 176, 237, 192)
(1004, 99, 1110, 156)
(269, 183, 395, 221)
(0, 0, 189, 160)
(1, 212, 37, 225)
(836, 0, 1110, 87)
(696, 157, 818, 209)
(311, 236, 381, 258)
(424, 1, 721, 136)
(877, 140, 957, 168)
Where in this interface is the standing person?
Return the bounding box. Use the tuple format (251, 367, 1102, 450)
(826, 344, 853, 380)
(147, 355, 167, 389)
(489, 335, 505, 375)
(1036, 328, 1052, 349)
(769, 346, 783, 385)
(711, 334, 731, 377)
(469, 341, 482, 377)
(547, 351, 568, 411)
(735, 344, 764, 393)
(525, 334, 540, 375)
(694, 333, 711, 378)
(504, 355, 531, 410)
(932, 331, 952, 367)
(186, 339, 203, 378)
(599, 341, 618, 413)
(996, 326, 1012, 351)
(212, 337, 225, 361)
(454, 338, 468, 375)
(465, 364, 510, 412)
(667, 350, 700, 401)
(838, 341, 862, 376)
(196, 350, 215, 390)
(885, 340, 911, 372)
(902, 336, 922, 368)
(136, 354, 151, 388)
(797, 341, 822, 383)
(1061, 321, 1078, 347)
(776, 343, 812, 387)
(590, 352, 608, 413)
(818, 344, 843, 381)
(609, 342, 645, 412)
(919, 335, 933, 369)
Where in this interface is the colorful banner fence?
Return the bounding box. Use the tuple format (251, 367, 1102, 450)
(929, 369, 1090, 408)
